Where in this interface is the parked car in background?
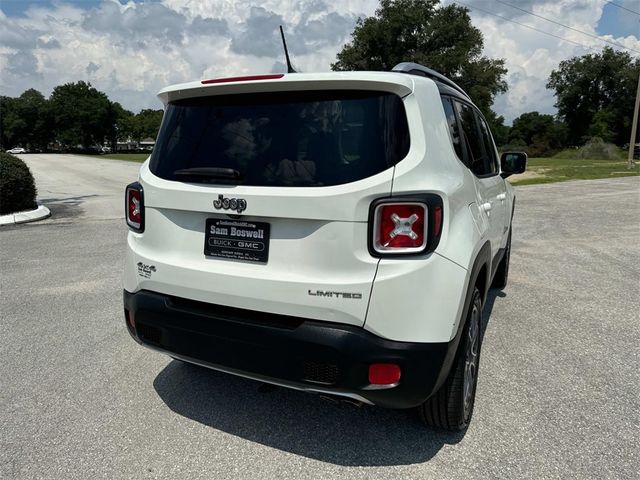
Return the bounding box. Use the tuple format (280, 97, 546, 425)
(7, 147, 27, 154)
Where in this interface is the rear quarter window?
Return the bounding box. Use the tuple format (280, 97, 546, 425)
(454, 100, 497, 177)
(441, 96, 465, 164)
(150, 90, 410, 187)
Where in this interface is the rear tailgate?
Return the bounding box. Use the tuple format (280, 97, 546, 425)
(132, 166, 391, 326)
(127, 76, 414, 327)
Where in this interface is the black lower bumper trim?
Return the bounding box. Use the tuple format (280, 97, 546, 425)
(124, 290, 456, 409)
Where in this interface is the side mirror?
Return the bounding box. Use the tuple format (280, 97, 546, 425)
(500, 152, 527, 178)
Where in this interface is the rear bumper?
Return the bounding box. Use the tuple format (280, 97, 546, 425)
(124, 290, 458, 408)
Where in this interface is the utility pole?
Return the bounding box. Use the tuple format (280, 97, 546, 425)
(628, 72, 640, 169)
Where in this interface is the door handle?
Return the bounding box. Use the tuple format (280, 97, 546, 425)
(497, 193, 506, 201)
(481, 202, 492, 212)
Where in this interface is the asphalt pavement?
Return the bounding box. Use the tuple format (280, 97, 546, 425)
(1, 154, 638, 479)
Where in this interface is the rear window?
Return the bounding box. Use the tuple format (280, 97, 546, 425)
(150, 90, 410, 187)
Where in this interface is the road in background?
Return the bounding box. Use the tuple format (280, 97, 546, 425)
(1, 154, 639, 479)
(17, 153, 142, 221)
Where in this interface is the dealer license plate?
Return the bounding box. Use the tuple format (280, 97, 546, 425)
(204, 219, 270, 263)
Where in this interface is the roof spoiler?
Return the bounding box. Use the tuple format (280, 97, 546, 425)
(392, 62, 470, 100)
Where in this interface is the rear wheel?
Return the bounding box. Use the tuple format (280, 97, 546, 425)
(491, 230, 511, 289)
(418, 288, 482, 430)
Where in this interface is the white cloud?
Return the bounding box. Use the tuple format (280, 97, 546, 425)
(0, 0, 637, 122)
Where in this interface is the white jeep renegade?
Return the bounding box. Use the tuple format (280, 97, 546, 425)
(123, 62, 526, 430)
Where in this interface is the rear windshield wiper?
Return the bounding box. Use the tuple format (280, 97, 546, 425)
(172, 167, 242, 181)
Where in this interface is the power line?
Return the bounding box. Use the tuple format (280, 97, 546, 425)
(453, 1, 601, 53)
(606, 1, 640, 16)
(494, 0, 640, 55)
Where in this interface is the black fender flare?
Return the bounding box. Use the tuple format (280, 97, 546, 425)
(431, 241, 491, 393)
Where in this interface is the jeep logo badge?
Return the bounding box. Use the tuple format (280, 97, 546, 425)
(214, 194, 247, 214)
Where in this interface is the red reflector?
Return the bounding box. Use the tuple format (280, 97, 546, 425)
(125, 309, 136, 332)
(433, 205, 442, 237)
(368, 363, 401, 385)
(374, 203, 427, 252)
(201, 74, 284, 85)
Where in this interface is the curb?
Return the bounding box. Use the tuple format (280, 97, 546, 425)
(0, 205, 51, 226)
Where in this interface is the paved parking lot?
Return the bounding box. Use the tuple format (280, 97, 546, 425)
(1, 154, 638, 479)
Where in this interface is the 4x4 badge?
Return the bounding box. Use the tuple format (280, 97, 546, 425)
(214, 194, 247, 214)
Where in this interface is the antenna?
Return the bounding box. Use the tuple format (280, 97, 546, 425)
(279, 25, 296, 73)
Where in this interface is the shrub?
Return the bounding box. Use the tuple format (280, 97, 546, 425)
(528, 134, 556, 158)
(577, 137, 621, 160)
(0, 152, 37, 214)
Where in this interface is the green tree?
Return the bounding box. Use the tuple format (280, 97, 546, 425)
(132, 109, 163, 141)
(0, 96, 18, 149)
(332, 0, 507, 120)
(103, 101, 130, 150)
(488, 112, 509, 146)
(587, 110, 614, 143)
(510, 112, 565, 145)
(509, 111, 566, 157)
(110, 104, 134, 142)
(0, 90, 53, 150)
(547, 47, 640, 146)
(49, 81, 116, 147)
(510, 112, 553, 145)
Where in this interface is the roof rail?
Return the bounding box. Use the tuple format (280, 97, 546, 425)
(392, 62, 470, 100)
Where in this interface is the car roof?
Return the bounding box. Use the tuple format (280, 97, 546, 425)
(392, 62, 471, 102)
(436, 82, 473, 103)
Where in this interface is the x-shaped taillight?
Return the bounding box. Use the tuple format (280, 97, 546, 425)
(370, 197, 443, 256)
(388, 213, 420, 240)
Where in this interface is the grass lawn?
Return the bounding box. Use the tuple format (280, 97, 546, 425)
(99, 153, 149, 162)
(509, 156, 640, 186)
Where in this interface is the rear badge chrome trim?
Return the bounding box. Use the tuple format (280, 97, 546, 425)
(308, 290, 363, 299)
(213, 194, 247, 214)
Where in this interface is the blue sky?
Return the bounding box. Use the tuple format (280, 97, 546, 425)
(597, 2, 640, 37)
(1, 1, 638, 121)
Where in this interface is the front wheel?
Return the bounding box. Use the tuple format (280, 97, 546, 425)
(417, 287, 482, 430)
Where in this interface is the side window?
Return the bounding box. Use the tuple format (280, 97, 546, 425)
(475, 113, 499, 175)
(454, 101, 488, 176)
(440, 96, 465, 165)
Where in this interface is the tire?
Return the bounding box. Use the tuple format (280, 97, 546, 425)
(418, 287, 482, 430)
(491, 229, 511, 289)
